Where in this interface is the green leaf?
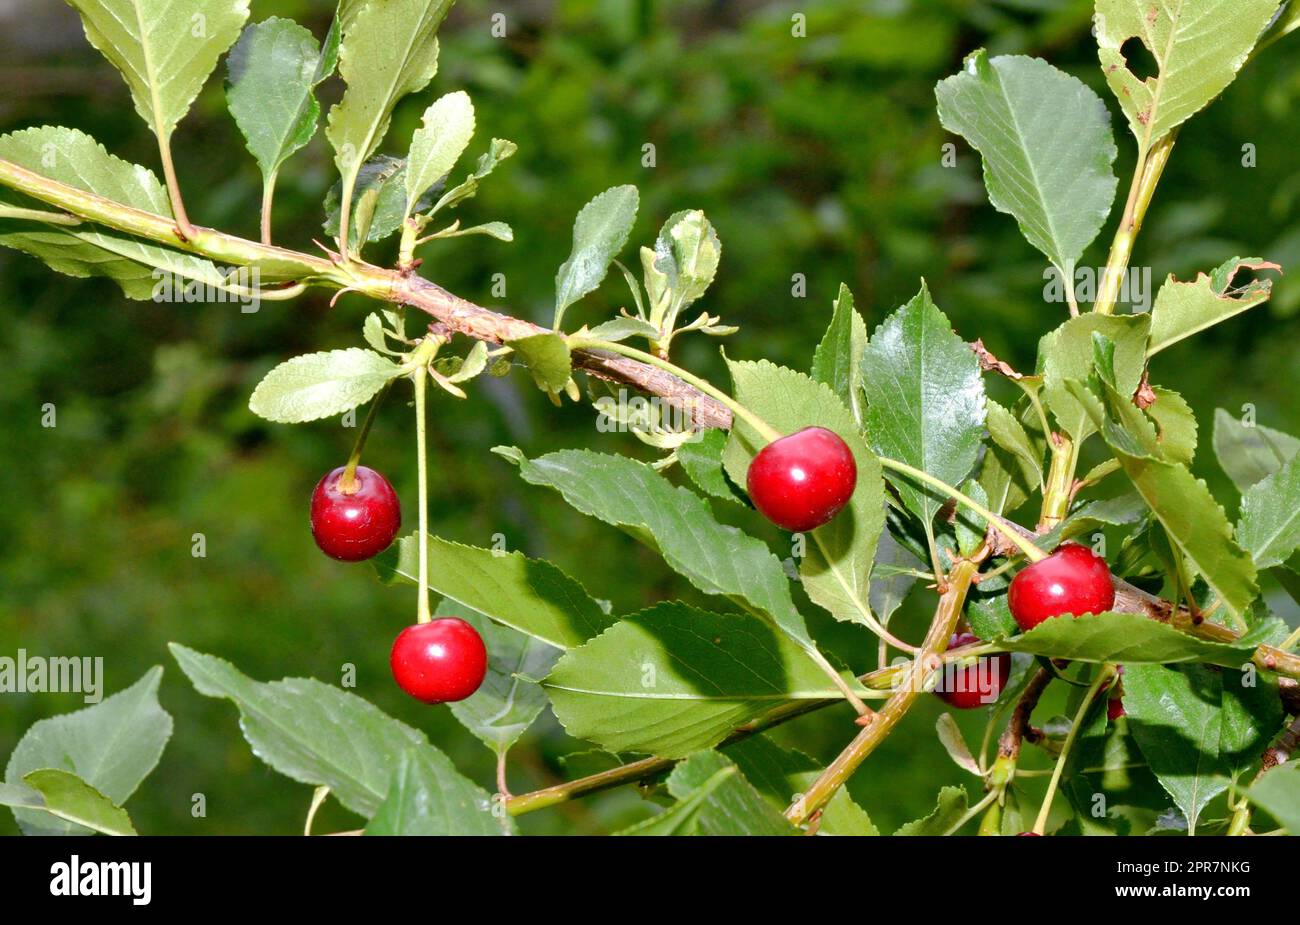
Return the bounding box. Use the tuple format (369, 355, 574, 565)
(66, 0, 250, 142)
(0, 126, 241, 297)
(615, 765, 733, 835)
(404, 90, 475, 220)
(663, 751, 798, 835)
(1123, 664, 1231, 832)
(869, 529, 921, 626)
(1238, 453, 1300, 568)
(968, 591, 1018, 640)
(1148, 258, 1281, 356)
(323, 154, 429, 247)
(326, 0, 451, 198)
(676, 429, 743, 505)
(505, 332, 572, 394)
(1095, 0, 1282, 148)
(543, 602, 849, 758)
(17, 770, 136, 836)
(1248, 763, 1300, 834)
(811, 283, 867, 425)
(894, 785, 969, 835)
(1072, 373, 1259, 616)
(584, 317, 661, 343)
(170, 644, 497, 826)
(1147, 387, 1198, 466)
(1038, 493, 1148, 548)
(372, 533, 615, 649)
(997, 611, 1259, 665)
(1212, 408, 1300, 492)
(226, 17, 327, 188)
(648, 209, 722, 317)
(4, 668, 171, 835)
(1039, 313, 1149, 442)
(986, 399, 1043, 491)
(722, 359, 886, 630)
(363, 748, 509, 835)
(499, 447, 817, 648)
(431, 137, 517, 214)
(936, 51, 1118, 277)
(439, 599, 560, 756)
(248, 348, 400, 423)
(860, 282, 985, 528)
(725, 736, 878, 835)
(553, 184, 640, 329)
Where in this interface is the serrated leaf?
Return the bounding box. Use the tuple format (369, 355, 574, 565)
(936, 51, 1117, 277)
(403, 90, 475, 220)
(437, 599, 560, 756)
(663, 751, 798, 835)
(498, 446, 817, 648)
(649, 209, 721, 317)
(326, 0, 451, 218)
(1148, 258, 1281, 356)
(507, 332, 572, 393)
(1096, 0, 1281, 148)
(1248, 762, 1300, 834)
(4, 668, 171, 835)
(860, 282, 985, 528)
(1124, 664, 1231, 832)
(324, 154, 438, 247)
(997, 611, 1258, 664)
(543, 602, 848, 758)
(17, 770, 136, 836)
(811, 283, 867, 425)
(248, 348, 399, 423)
(722, 359, 886, 630)
(968, 592, 1019, 640)
(869, 529, 921, 625)
(894, 785, 969, 835)
(372, 533, 614, 649)
(1039, 312, 1149, 442)
(676, 429, 744, 505)
(1146, 387, 1197, 465)
(554, 184, 639, 329)
(1238, 453, 1300, 568)
(1072, 374, 1259, 616)
(431, 137, 517, 213)
(615, 765, 732, 835)
(986, 399, 1044, 491)
(723, 736, 878, 835)
(1212, 408, 1300, 492)
(226, 17, 326, 187)
(0, 126, 241, 296)
(363, 748, 509, 835)
(66, 0, 250, 142)
(170, 644, 499, 827)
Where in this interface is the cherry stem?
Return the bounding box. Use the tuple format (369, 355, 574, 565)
(569, 337, 783, 443)
(1031, 662, 1115, 835)
(339, 382, 391, 494)
(413, 365, 432, 625)
(877, 457, 1047, 563)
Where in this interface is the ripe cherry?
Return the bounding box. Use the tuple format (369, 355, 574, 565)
(390, 618, 488, 703)
(933, 632, 1012, 709)
(309, 465, 401, 562)
(746, 426, 857, 532)
(1008, 543, 1115, 632)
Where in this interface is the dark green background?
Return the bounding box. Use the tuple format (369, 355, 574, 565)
(2, 0, 1297, 834)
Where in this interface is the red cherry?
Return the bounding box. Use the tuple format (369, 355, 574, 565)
(745, 426, 857, 532)
(309, 465, 401, 561)
(1017, 832, 1041, 837)
(933, 632, 1012, 709)
(1008, 543, 1115, 632)
(390, 618, 488, 703)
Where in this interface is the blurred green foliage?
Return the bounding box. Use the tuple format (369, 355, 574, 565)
(2, 0, 1298, 835)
